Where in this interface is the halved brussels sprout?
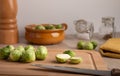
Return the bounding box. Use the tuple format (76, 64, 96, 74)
(56, 54, 71, 63)
(36, 46, 48, 60)
(69, 57, 83, 64)
(63, 50, 76, 57)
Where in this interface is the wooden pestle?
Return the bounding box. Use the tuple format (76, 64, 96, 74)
(0, 0, 19, 44)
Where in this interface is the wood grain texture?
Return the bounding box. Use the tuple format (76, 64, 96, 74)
(0, 50, 107, 76)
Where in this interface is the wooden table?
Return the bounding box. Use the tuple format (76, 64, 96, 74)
(0, 34, 120, 76)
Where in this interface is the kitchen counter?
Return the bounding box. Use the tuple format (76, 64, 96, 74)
(0, 34, 120, 76)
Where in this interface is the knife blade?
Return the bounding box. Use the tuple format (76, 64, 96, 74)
(32, 64, 120, 76)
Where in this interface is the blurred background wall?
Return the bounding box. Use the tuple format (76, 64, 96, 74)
(17, 0, 120, 36)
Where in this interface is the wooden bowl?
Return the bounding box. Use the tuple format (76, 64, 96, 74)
(25, 23, 67, 45)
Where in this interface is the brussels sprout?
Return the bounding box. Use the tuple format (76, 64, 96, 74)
(0, 48, 2, 59)
(36, 46, 48, 60)
(25, 45, 35, 51)
(9, 49, 23, 62)
(35, 25, 46, 30)
(5, 45, 14, 51)
(55, 24, 63, 29)
(0, 47, 11, 59)
(63, 50, 76, 57)
(0, 48, 1, 52)
(56, 54, 71, 63)
(69, 57, 83, 64)
(91, 41, 98, 49)
(21, 49, 36, 63)
(45, 24, 55, 30)
(77, 41, 85, 49)
(16, 46, 25, 53)
(84, 42, 94, 50)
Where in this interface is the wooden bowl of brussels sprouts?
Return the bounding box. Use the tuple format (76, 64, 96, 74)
(25, 23, 67, 45)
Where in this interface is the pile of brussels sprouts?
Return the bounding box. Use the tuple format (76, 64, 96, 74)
(0, 45, 48, 63)
(77, 40, 98, 50)
(33, 24, 63, 30)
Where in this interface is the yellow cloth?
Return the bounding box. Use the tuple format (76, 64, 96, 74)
(99, 38, 120, 58)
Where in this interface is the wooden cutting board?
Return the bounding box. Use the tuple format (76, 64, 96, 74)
(0, 50, 108, 76)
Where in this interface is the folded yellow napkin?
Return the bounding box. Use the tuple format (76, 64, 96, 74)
(99, 38, 120, 58)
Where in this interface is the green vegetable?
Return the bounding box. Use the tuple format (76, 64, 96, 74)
(35, 25, 46, 30)
(0, 48, 2, 59)
(9, 46, 25, 61)
(63, 50, 76, 57)
(0, 48, 1, 52)
(55, 24, 62, 29)
(16, 46, 25, 53)
(21, 49, 36, 63)
(25, 45, 35, 51)
(56, 54, 71, 63)
(84, 42, 94, 50)
(77, 41, 85, 49)
(91, 41, 97, 49)
(36, 46, 48, 60)
(45, 24, 55, 30)
(77, 40, 97, 50)
(9, 49, 23, 62)
(6, 45, 14, 51)
(0, 47, 11, 59)
(69, 57, 83, 64)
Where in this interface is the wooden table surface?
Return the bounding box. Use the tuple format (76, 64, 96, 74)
(0, 34, 120, 76)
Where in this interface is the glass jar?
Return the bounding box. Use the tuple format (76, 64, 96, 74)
(74, 19, 94, 40)
(99, 17, 115, 40)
